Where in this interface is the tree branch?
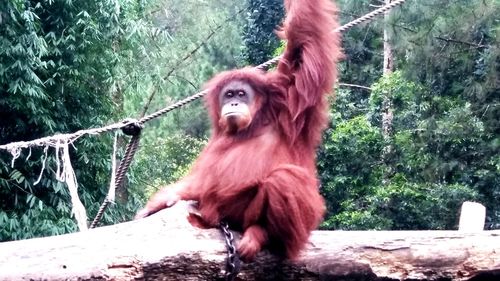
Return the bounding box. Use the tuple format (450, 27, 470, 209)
(393, 24, 486, 48)
(338, 82, 373, 91)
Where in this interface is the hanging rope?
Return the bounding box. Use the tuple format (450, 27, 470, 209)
(89, 130, 142, 228)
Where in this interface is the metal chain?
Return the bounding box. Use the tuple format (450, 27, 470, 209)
(220, 221, 241, 281)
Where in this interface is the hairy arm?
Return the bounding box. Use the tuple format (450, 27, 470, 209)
(135, 176, 197, 219)
(275, 0, 341, 144)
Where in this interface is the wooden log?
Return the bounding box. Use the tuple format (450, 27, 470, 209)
(0, 201, 499, 281)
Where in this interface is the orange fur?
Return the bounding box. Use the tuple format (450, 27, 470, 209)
(137, 0, 341, 261)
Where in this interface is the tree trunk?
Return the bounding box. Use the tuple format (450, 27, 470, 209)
(0, 202, 499, 281)
(381, 0, 395, 184)
(383, 0, 394, 75)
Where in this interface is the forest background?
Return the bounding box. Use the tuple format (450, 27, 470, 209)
(0, 0, 498, 241)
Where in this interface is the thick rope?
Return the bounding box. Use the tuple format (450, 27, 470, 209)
(139, 90, 208, 124)
(0, 120, 135, 152)
(339, 0, 406, 32)
(90, 133, 141, 228)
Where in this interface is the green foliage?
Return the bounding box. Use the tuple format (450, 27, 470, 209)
(368, 71, 423, 129)
(129, 134, 205, 199)
(241, 0, 284, 65)
(320, 0, 499, 230)
(118, 0, 245, 138)
(335, 0, 385, 116)
(326, 181, 478, 230)
(388, 0, 499, 225)
(0, 0, 126, 240)
(318, 114, 384, 222)
(320, 89, 480, 230)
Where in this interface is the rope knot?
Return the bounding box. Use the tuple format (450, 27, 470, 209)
(121, 118, 143, 136)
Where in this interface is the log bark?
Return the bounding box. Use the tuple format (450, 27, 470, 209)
(0, 202, 499, 281)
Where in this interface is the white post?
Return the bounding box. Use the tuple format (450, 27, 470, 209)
(458, 201, 486, 231)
